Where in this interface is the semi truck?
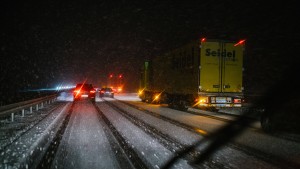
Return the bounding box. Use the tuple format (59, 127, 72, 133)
(138, 38, 245, 110)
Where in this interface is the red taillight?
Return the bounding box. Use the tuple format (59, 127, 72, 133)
(233, 98, 241, 103)
(90, 90, 96, 94)
(74, 89, 81, 98)
(100, 90, 104, 93)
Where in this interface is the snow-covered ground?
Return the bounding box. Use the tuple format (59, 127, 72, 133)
(0, 102, 71, 168)
(113, 93, 300, 168)
(0, 93, 299, 169)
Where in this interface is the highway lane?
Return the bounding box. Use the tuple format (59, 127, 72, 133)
(1, 93, 299, 169)
(51, 100, 122, 169)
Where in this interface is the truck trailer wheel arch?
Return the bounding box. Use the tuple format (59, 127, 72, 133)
(166, 94, 189, 111)
(260, 112, 274, 133)
(178, 100, 188, 111)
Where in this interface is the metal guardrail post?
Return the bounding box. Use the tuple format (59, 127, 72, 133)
(0, 94, 57, 119)
(11, 113, 14, 122)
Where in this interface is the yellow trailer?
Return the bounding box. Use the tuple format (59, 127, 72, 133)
(139, 38, 245, 110)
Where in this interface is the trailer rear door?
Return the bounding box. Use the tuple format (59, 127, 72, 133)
(200, 41, 222, 92)
(222, 42, 244, 92)
(199, 40, 244, 93)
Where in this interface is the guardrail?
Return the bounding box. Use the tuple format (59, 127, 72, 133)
(0, 94, 58, 122)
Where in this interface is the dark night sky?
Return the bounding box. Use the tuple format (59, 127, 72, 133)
(1, 0, 299, 103)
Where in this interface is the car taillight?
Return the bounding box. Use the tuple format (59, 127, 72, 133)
(90, 90, 96, 93)
(100, 91, 104, 93)
(74, 90, 80, 94)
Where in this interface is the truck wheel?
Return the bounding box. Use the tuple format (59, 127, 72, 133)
(260, 113, 274, 133)
(179, 106, 188, 111)
(179, 100, 188, 111)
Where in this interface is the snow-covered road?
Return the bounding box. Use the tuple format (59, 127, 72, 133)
(0, 92, 299, 169)
(51, 100, 122, 169)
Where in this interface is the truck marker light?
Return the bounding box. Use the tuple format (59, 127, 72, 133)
(153, 93, 161, 101)
(152, 91, 164, 103)
(199, 97, 208, 103)
(138, 88, 146, 95)
(234, 39, 246, 46)
(192, 97, 208, 107)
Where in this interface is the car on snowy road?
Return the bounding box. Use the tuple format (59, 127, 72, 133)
(73, 83, 96, 101)
(99, 87, 114, 98)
